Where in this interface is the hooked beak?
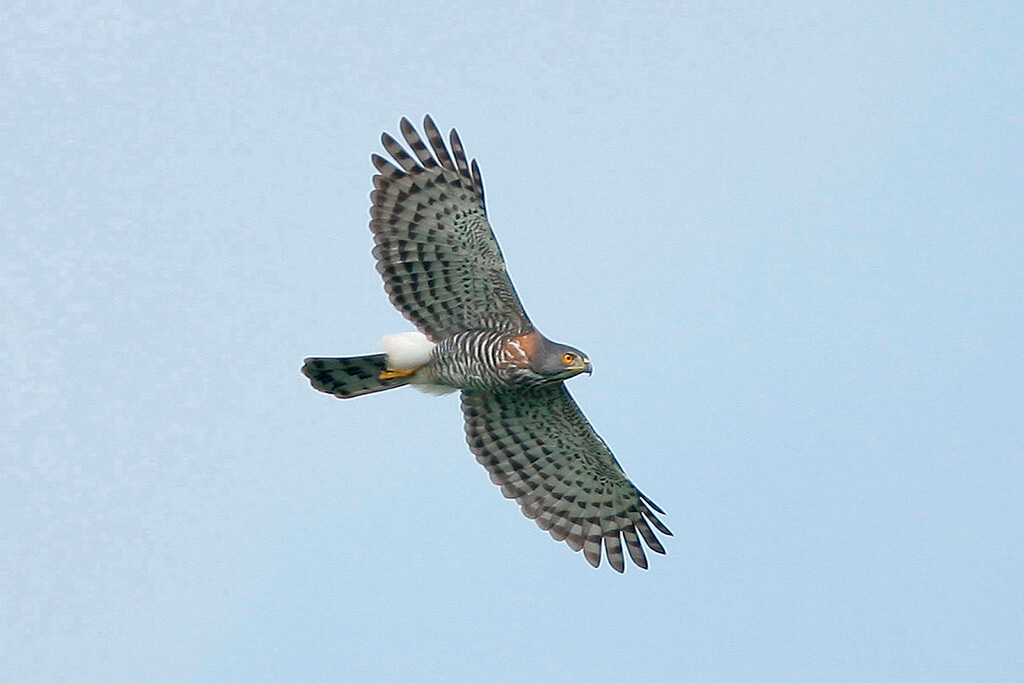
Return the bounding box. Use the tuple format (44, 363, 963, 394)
(582, 358, 593, 375)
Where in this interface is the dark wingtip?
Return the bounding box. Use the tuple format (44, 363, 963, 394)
(638, 489, 666, 515)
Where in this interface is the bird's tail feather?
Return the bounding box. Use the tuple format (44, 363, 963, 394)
(302, 354, 411, 399)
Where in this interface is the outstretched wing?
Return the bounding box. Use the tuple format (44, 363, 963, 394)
(461, 384, 671, 572)
(370, 116, 532, 341)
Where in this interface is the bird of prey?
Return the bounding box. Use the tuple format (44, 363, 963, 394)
(302, 116, 670, 571)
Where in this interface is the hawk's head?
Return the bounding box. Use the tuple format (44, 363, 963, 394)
(520, 332, 592, 382)
(502, 331, 592, 385)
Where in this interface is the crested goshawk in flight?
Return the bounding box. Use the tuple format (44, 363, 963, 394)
(302, 117, 670, 571)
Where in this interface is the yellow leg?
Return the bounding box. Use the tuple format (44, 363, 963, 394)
(379, 367, 418, 380)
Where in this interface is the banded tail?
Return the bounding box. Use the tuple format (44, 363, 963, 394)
(302, 354, 411, 399)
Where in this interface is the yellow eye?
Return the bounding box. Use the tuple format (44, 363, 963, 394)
(562, 353, 575, 364)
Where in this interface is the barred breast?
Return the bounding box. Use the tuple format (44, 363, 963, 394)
(418, 329, 540, 391)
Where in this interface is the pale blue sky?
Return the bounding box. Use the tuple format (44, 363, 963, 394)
(3, 2, 1022, 680)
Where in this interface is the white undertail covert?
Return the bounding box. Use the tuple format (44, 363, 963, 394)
(379, 331, 435, 370)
